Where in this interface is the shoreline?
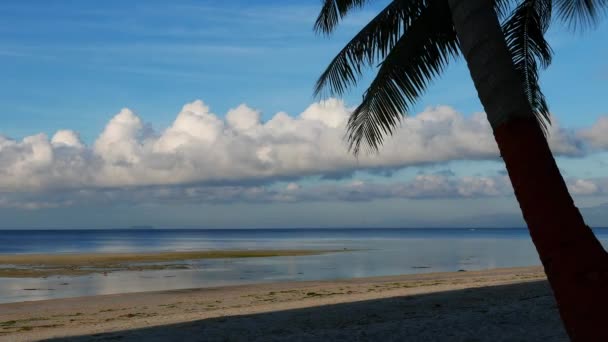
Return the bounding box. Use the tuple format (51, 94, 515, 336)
(0, 249, 344, 278)
(0, 265, 567, 341)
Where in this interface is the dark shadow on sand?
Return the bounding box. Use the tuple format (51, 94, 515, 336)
(44, 280, 567, 342)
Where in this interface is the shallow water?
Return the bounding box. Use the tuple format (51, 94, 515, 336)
(1, 228, 607, 303)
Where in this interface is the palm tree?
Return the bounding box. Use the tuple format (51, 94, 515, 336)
(314, 0, 608, 340)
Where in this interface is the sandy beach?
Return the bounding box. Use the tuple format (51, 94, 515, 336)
(0, 266, 567, 341)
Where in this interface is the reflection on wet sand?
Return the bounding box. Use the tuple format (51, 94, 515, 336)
(0, 249, 338, 278)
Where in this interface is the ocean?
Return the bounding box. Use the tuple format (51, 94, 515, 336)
(1, 228, 607, 303)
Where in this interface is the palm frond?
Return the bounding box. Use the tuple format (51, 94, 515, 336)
(314, 0, 427, 98)
(314, 0, 372, 35)
(503, 0, 553, 132)
(493, 0, 515, 20)
(347, 0, 459, 154)
(554, 0, 608, 30)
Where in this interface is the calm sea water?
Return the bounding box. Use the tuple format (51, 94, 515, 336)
(1, 228, 607, 303)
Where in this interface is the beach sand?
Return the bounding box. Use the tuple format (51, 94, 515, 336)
(0, 266, 567, 341)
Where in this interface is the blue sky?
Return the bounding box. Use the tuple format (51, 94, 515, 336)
(0, 0, 607, 228)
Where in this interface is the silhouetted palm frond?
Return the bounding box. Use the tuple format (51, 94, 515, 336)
(503, 0, 553, 132)
(347, 0, 459, 154)
(315, 0, 606, 155)
(494, 0, 515, 19)
(314, 0, 372, 35)
(314, 0, 427, 97)
(553, 0, 608, 30)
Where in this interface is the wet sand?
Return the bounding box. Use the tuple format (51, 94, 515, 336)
(0, 266, 568, 341)
(0, 250, 340, 277)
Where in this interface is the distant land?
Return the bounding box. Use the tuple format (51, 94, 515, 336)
(129, 225, 156, 229)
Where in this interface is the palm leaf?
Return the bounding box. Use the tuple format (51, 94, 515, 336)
(503, 0, 553, 132)
(493, 0, 515, 19)
(314, 0, 372, 35)
(314, 0, 427, 98)
(347, 0, 459, 154)
(554, 0, 608, 30)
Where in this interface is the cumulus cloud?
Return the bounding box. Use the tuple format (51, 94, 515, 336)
(0, 99, 596, 193)
(51, 130, 84, 148)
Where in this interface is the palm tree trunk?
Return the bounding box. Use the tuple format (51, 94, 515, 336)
(447, 0, 608, 340)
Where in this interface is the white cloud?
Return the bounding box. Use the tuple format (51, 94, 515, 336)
(51, 130, 84, 148)
(3, 174, 608, 210)
(226, 104, 261, 132)
(95, 108, 144, 164)
(155, 100, 224, 152)
(0, 174, 511, 210)
(0, 99, 600, 193)
(566, 177, 608, 196)
(568, 179, 600, 195)
(579, 116, 608, 149)
(302, 175, 514, 201)
(546, 117, 586, 156)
